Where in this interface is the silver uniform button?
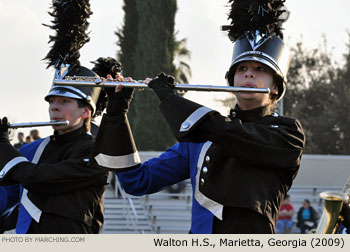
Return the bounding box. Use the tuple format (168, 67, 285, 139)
(202, 166, 208, 174)
(200, 178, 205, 186)
(271, 125, 279, 129)
(205, 155, 210, 163)
(231, 111, 236, 117)
(182, 122, 190, 129)
(272, 112, 279, 117)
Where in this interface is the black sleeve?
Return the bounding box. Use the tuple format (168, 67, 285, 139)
(7, 141, 107, 195)
(160, 95, 305, 169)
(90, 113, 141, 172)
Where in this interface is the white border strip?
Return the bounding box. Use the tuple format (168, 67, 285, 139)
(95, 152, 141, 169)
(21, 137, 50, 222)
(180, 107, 213, 132)
(1, 157, 29, 177)
(21, 189, 41, 223)
(194, 141, 223, 220)
(32, 137, 50, 164)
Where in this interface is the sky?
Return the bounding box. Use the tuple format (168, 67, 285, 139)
(0, 0, 349, 140)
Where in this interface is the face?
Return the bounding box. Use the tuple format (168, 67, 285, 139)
(303, 201, 310, 208)
(48, 96, 91, 135)
(233, 61, 278, 110)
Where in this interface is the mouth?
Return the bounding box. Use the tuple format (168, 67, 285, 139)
(241, 82, 256, 88)
(51, 117, 62, 121)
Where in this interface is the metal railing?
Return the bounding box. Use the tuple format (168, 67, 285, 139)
(114, 175, 145, 233)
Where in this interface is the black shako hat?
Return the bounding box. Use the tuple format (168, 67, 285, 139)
(43, 0, 102, 116)
(223, 0, 290, 101)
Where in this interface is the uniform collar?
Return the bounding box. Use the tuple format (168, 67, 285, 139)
(51, 126, 87, 143)
(229, 105, 269, 122)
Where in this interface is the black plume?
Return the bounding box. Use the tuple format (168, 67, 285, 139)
(43, 0, 93, 69)
(91, 57, 122, 77)
(222, 0, 287, 42)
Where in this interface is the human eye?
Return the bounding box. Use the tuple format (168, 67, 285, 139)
(257, 66, 266, 71)
(63, 99, 71, 104)
(237, 65, 247, 71)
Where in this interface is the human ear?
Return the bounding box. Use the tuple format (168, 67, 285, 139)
(271, 84, 279, 95)
(81, 107, 91, 119)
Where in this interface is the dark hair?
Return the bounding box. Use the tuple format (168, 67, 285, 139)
(77, 99, 92, 132)
(270, 74, 282, 103)
(304, 199, 310, 204)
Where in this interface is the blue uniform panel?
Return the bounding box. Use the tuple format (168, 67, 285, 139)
(0, 139, 43, 229)
(19, 139, 45, 162)
(117, 142, 215, 233)
(0, 185, 19, 218)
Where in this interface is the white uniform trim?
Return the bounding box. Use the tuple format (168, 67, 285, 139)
(32, 137, 50, 164)
(95, 152, 141, 169)
(0, 157, 29, 178)
(20, 137, 50, 223)
(180, 107, 213, 132)
(21, 189, 41, 223)
(194, 141, 223, 220)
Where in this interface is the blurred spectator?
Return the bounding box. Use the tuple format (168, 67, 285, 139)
(30, 129, 41, 140)
(25, 135, 33, 144)
(13, 132, 25, 149)
(296, 199, 318, 233)
(276, 194, 295, 233)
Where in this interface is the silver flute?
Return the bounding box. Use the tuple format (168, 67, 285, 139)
(53, 77, 270, 93)
(9, 120, 69, 129)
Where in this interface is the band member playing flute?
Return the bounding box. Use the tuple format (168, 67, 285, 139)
(91, 0, 305, 233)
(0, 0, 108, 234)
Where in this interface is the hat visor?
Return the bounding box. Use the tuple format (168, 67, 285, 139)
(44, 86, 96, 113)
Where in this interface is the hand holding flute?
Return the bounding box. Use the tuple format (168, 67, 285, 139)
(102, 73, 135, 116)
(104, 72, 177, 116)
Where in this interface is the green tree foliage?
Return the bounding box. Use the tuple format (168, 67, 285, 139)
(332, 32, 350, 154)
(173, 37, 191, 83)
(115, 0, 138, 77)
(116, 0, 190, 150)
(284, 35, 350, 154)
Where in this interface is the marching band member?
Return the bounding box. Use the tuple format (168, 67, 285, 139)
(91, 0, 305, 233)
(0, 0, 107, 234)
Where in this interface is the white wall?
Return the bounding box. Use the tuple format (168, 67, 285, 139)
(294, 155, 350, 187)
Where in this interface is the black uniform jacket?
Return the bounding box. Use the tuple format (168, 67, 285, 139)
(159, 95, 305, 226)
(0, 127, 108, 233)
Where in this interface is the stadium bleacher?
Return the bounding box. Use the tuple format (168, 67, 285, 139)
(100, 153, 349, 234)
(100, 176, 344, 234)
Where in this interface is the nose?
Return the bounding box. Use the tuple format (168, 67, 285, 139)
(244, 68, 254, 78)
(49, 100, 60, 111)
